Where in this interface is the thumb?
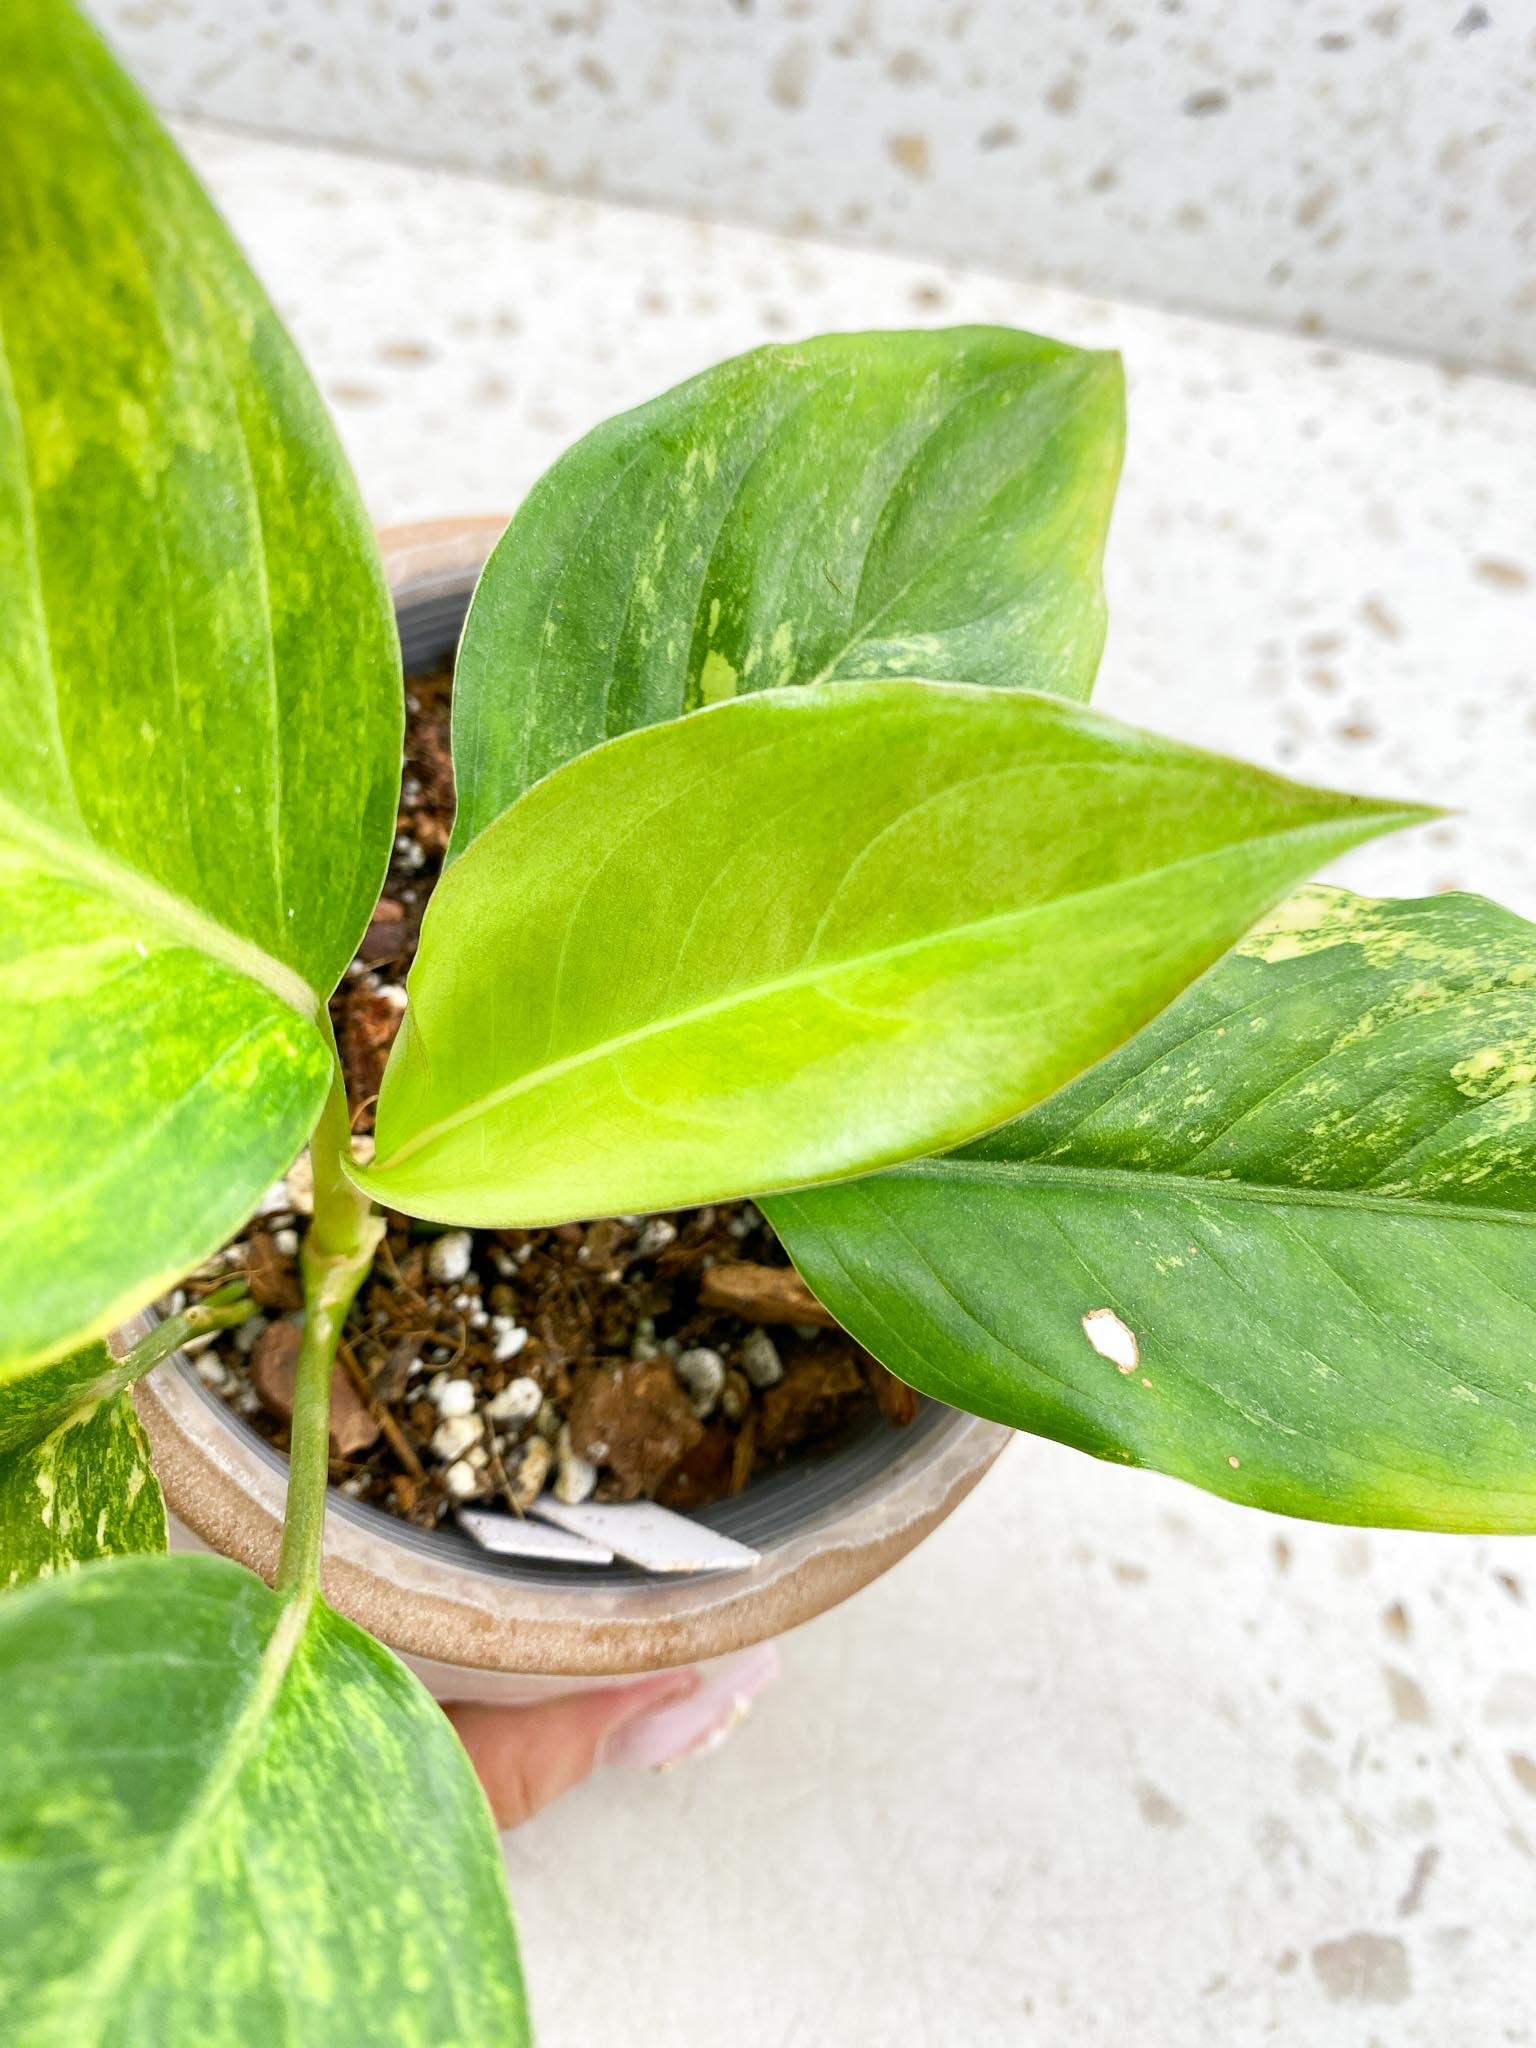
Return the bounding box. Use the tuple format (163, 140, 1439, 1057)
(445, 1672, 700, 1829)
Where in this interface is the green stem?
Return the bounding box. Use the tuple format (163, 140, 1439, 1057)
(306, 1019, 376, 1263)
(132, 1282, 256, 1379)
(275, 1040, 384, 1596)
(54, 1286, 259, 1428)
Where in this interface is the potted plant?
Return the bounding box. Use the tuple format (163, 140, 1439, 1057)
(123, 517, 1026, 1712)
(4, 3, 1533, 2041)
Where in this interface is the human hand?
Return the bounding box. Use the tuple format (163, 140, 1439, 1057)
(446, 1644, 780, 1828)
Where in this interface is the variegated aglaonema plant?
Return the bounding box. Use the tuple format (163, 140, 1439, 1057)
(3, 4, 1533, 2042)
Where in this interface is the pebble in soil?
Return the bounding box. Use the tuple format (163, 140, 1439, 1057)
(169, 660, 918, 1531)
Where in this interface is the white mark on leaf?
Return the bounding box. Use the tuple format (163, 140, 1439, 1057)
(1082, 1308, 1138, 1374)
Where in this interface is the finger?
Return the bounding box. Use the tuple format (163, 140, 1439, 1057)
(599, 1641, 781, 1769)
(446, 1672, 700, 1829)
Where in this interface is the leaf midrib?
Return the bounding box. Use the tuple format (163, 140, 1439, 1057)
(374, 813, 1403, 1174)
(0, 301, 84, 830)
(0, 41, 298, 963)
(884, 1153, 1536, 1229)
(804, 359, 1102, 689)
(61, 1583, 314, 2043)
(0, 791, 320, 1026)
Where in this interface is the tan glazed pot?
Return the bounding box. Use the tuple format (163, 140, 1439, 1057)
(130, 518, 1011, 1708)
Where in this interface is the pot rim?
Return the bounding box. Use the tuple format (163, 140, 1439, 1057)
(131, 516, 1011, 1678)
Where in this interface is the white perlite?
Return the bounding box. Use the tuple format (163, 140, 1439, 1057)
(721, 1368, 751, 1423)
(554, 1425, 598, 1506)
(508, 1434, 553, 1510)
(442, 1458, 480, 1500)
(284, 1151, 315, 1216)
(534, 1398, 562, 1442)
(432, 1377, 477, 1418)
(675, 1346, 726, 1418)
(427, 1229, 474, 1284)
(633, 1216, 678, 1259)
(739, 1328, 784, 1389)
(232, 1314, 267, 1357)
(491, 1319, 529, 1363)
(486, 1376, 541, 1426)
(430, 1412, 484, 1462)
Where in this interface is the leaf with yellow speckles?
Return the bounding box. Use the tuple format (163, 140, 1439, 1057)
(768, 887, 1536, 1534)
(0, 0, 401, 1381)
(0, 1553, 530, 2044)
(0, 1296, 254, 1587)
(0, 1361, 165, 1591)
(357, 682, 1424, 1225)
(448, 325, 1123, 854)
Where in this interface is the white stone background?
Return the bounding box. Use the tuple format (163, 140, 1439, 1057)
(107, 0, 1536, 375)
(82, 0, 1536, 2024)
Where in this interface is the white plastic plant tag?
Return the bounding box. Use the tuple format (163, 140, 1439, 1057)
(528, 1498, 762, 1574)
(455, 1506, 615, 1565)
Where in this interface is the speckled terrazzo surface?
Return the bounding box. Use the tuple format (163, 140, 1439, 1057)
(184, 123, 1536, 927)
(178, 123, 1536, 2048)
(116, 0, 1536, 373)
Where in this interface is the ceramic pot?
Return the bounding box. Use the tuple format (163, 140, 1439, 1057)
(130, 517, 1011, 1713)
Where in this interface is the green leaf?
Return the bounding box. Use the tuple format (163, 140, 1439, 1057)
(0, 936, 330, 1387)
(0, 0, 401, 1378)
(0, 1553, 530, 2045)
(449, 326, 1123, 854)
(357, 680, 1425, 1226)
(1, 1296, 251, 1586)
(0, 1337, 131, 1463)
(0, 1286, 252, 1460)
(1, 1380, 165, 1591)
(768, 886, 1536, 1535)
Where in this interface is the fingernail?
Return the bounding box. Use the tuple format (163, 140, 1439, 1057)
(592, 1671, 701, 1767)
(602, 1643, 781, 1771)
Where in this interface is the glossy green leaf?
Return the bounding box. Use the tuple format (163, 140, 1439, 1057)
(0, 1553, 529, 2044)
(769, 886, 1536, 1534)
(0, 0, 401, 1378)
(1, 1380, 165, 1591)
(0, 1287, 250, 1459)
(0, 1295, 250, 1587)
(358, 680, 1424, 1226)
(449, 326, 1123, 853)
(0, 1340, 121, 1463)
